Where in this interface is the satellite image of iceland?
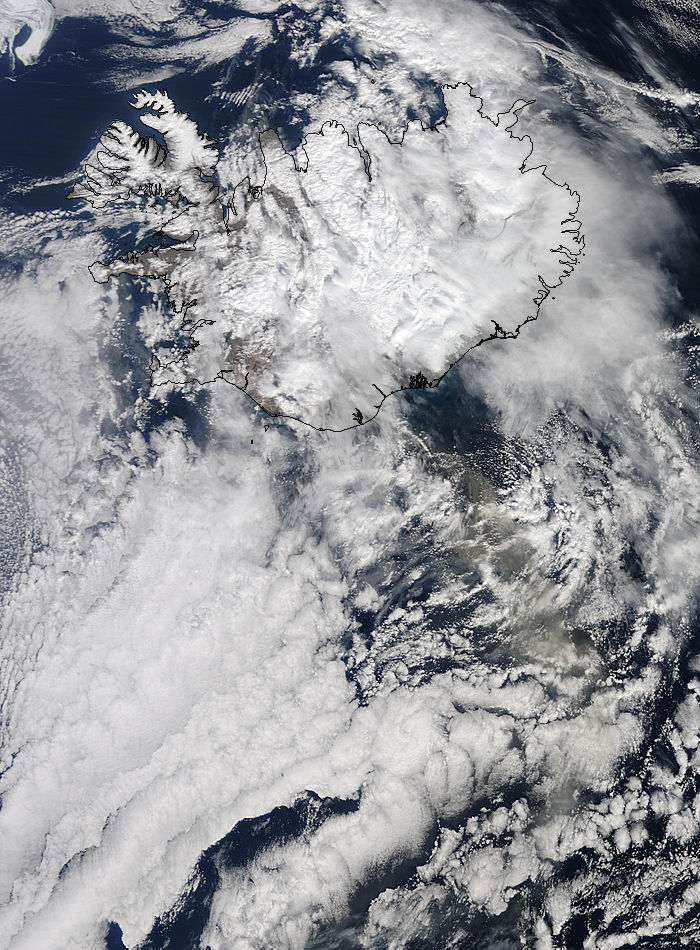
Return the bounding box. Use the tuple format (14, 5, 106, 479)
(0, 1, 698, 948)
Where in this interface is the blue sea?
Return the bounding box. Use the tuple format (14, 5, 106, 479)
(1, 2, 699, 948)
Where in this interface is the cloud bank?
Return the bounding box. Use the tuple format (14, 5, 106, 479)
(0, 0, 698, 947)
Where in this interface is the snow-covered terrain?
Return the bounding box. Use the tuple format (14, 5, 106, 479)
(0, 0, 53, 67)
(0, 1, 699, 948)
(75, 85, 583, 430)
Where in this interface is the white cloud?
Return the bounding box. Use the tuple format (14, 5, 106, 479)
(50, 0, 184, 26)
(0, 0, 698, 947)
(78, 84, 583, 431)
(0, 0, 54, 66)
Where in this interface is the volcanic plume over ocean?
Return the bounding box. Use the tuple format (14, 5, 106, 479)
(0, 1, 699, 948)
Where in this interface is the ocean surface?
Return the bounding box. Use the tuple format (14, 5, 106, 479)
(0, 1, 699, 947)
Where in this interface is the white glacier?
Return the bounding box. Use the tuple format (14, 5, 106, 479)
(1, 0, 699, 945)
(73, 84, 584, 431)
(0, 0, 54, 67)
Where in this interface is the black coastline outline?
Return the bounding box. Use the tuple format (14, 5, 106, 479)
(83, 82, 585, 434)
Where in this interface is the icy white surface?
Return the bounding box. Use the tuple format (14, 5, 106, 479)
(75, 84, 583, 431)
(0, 0, 54, 66)
(49, 0, 271, 92)
(51, 0, 184, 25)
(0, 0, 699, 948)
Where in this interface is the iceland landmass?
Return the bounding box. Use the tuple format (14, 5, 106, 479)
(72, 84, 584, 431)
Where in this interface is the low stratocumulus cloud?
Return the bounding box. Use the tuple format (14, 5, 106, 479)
(0, 0, 699, 948)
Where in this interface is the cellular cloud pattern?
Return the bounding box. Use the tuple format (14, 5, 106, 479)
(0, 1, 698, 948)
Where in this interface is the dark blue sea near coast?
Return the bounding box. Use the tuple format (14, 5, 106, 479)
(0, 1, 699, 948)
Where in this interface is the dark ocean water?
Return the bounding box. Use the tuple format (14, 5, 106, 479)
(0, 17, 225, 211)
(1, 2, 699, 947)
(506, 0, 700, 92)
(0, 3, 444, 208)
(0, 21, 134, 192)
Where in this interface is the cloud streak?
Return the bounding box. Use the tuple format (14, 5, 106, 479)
(0, 1, 698, 947)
